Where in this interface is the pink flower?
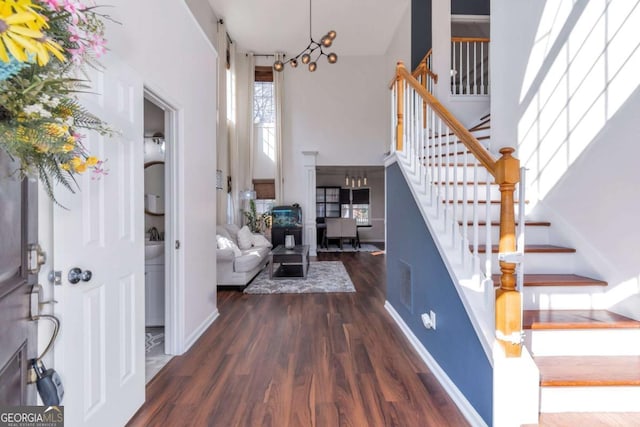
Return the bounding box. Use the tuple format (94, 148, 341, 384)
(63, 0, 87, 24)
(90, 34, 106, 57)
(91, 160, 109, 180)
(40, 0, 61, 10)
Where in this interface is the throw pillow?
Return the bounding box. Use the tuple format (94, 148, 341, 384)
(236, 226, 253, 250)
(216, 234, 241, 257)
(251, 233, 272, 248)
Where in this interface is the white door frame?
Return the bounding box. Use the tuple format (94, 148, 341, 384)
(143, 87, 184, 355)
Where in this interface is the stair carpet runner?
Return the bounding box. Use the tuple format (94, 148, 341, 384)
(420, 114, 640, 415)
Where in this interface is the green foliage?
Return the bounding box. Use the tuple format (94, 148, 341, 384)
(243, 200, 261, 233)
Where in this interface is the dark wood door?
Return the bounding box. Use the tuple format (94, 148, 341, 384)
(0, 151, 37, 405)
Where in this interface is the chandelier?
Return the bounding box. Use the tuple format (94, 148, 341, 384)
(273, 0, 338, 73)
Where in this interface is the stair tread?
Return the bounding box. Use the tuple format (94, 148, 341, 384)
(524, 310, 640, 330)
(531, 413, 640, 426)
(426, 163, 488, 167)
(477, 244, 575, 253)
(536, 356, 640, 387)
(528, 274, 602, 286)
(462, 220, 550, 226)
(436, 182, 494, 185)
(468, 124, 491, 132)
(492, 274, 608, 287)
(445, 199, 528, 204)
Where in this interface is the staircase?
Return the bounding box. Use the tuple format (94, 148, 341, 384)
(456, 116, 640, 415)
(389, 61, 640, 421)
(423, 107, 640, 413)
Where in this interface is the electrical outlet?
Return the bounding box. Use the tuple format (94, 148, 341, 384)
(421, 310, 436, 330)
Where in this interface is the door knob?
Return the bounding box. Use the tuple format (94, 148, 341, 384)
(68, 268, 92, 284)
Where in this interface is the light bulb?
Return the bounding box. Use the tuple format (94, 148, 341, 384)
(345, 174, 349, 186)
(357, 177, 361, 187)
(327, 52, 338, 64)
(290, 58, 298, 68)
(351, 177, 355, 187)
(273, 60, 284, 72)
(363, 175, 367, 185)
(321, 36, 332, 48)
(327, 30, 337, 40)
(301, 53, 311, 64)
(308, 62, 317, 72)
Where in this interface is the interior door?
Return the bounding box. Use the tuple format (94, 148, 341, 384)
(0, 153, 37, 405)
(53, 53, 145, 426)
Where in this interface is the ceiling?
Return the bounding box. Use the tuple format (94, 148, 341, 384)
(206, 0, 410, 56)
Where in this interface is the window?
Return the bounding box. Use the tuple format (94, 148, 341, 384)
(254, 67, 275, 161)
(340, 188, 370, 225)
(252, 179, 275, 226)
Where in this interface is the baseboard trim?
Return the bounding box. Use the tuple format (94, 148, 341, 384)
(384, 301, 487, 427)
(183, 309, 219, 353)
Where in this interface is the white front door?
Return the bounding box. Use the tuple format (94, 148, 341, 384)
(53, 53, 145, 427)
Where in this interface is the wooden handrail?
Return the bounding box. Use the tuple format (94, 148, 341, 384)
(451, 37, 490, 43)
(411, 49, 439, 85)
(395, 62, 496, 175)
(390, 61, 522, 357)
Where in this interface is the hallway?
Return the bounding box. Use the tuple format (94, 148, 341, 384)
(128, 252, 469, 426)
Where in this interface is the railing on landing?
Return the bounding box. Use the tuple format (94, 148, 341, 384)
(451, 37, 490, 96)
(412, 49, 438, 94)
(389, 61, 522, 357)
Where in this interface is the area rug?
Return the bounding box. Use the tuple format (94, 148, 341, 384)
(145, 327, 173, 384)
(244, 261, 356, 294)
(317, 243, 381, 253)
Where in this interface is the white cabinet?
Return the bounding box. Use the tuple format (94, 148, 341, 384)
(145, 264, 164, 326)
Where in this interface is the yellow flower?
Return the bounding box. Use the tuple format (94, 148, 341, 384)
(44, 123, 67, 137)
(60, 162, 70, 171)
(62, 143, 74, 152)
(0, 5, 47, 63)
(34, 142, 48, 153)
(75, 162, 87, 173)
(85, 156, 99, 167)
(70, 156, 82, 168)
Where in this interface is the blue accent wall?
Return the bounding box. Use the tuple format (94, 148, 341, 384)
(386, 162, 492, 425)
(411, 0, 432, 70)
(452, 0, 489, 15)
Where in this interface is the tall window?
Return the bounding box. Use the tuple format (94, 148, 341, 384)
(254, 66, 275, 161)
(340, 188, 370, 225)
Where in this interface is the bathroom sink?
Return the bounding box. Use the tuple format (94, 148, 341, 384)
(145, 241, 164, 260)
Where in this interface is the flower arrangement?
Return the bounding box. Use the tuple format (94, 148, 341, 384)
(0, 0, 113, 201)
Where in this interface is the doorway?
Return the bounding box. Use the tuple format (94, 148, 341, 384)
(143, 90, 179, 383)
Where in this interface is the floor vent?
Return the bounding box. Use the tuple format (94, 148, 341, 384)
(398, 260, 413, 313)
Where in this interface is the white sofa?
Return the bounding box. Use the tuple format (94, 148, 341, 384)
(216, 224, 271, 287)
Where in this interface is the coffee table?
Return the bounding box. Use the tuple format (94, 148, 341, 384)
(269, 245, 310, 279)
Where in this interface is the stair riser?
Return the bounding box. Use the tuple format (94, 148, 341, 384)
(438, 185, 502, 201)
(540, 386, 640, 412)
(421, 165, 494, 183)
(424, 142, 483, 156)
(526, 329, 640, 356)
(522, 286, 608, 310)
(480, 252, 576, 275)
(452, 206, 524, 224)
(467, 226, 550, 246)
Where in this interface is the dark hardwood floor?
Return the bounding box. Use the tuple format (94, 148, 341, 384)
(128, 252, 469, 426)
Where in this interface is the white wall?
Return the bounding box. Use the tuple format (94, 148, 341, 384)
(385, 3, 411, 75)
(281, 55, 391, 217)
(492, 0, 640, 317)
(104, 0, 218, 348)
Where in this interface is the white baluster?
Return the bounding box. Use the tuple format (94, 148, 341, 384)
(485, 173, 492, 281)
(473, 157, 480, 275)
(481, 43, 485, 95)
(466, 41, 470, 95)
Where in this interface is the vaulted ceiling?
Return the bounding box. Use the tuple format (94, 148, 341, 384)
(207, 0, 410, 56)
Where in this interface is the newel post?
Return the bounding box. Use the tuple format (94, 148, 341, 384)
(395, 62, 404, 152)
(494, 147, 522, 357)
